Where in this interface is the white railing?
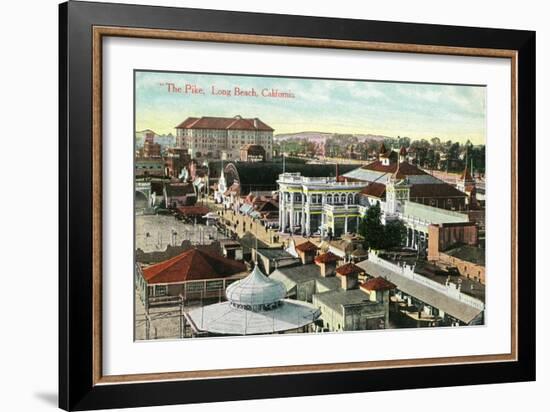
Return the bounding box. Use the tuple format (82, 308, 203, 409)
(368, 251, 485, 311)
(277, 173, 366, 187)
(398, 213, 431, 231)
(323, 204, 360, 213)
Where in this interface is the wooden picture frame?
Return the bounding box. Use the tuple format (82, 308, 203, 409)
(59, 1, 535, 410)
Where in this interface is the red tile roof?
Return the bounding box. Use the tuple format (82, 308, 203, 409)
(362, 160, 427, 175)
(314, 251, 341, 264)
(142, 248, 247, 284)
(360, 182, 386, 198)
(361, 277, 396, 291)
(175, 205, 210, 216)
(335, 263, 363, 276)
(175, 116, 273, 131)
(399, 146, 407, 156)
(176, 117, 199, 128)
(295, 241, 319, 253)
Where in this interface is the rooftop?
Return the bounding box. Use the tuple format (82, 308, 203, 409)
(186, 299, 320, 335)
(176, 115, 274, 131)
(175, 205, 210, 216)
(360, 182, 387, 199)
(350, 246, 369, 258)
(223, 161, 360, 193)
(226, 265, 287, 306)
(271, 264, 325, 286)
(314, 252, 342, 264)
(313, 288, 383, 314)
(363, 160, 427, 176)
(357, 259, 483, 324)
(335, 263, 363, 277)
(361, 277, 397, 291)
(141, 248, 246, 284)
(444, 244, 486, 266)
(164, 183, 196, 197)
(295, 241, 319, 253)
(257, 248, 299, 261)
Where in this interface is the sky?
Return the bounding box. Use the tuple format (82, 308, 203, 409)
(135, 71, 486, 144)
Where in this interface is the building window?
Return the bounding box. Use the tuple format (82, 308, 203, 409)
(155, 285, 167, 296)
(206, 280, 223, 291)
(186, 282, 204, 292)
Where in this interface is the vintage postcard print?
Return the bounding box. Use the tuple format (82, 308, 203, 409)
(134, 70, 486, 340)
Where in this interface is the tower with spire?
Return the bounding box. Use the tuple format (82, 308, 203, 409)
(456, 155, 477, 208)
(386, 160, 410, 215)
(214, 159, 227, 204)
(379, 142, 391, 166)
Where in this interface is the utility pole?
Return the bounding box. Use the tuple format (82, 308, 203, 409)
(282, 141, 285, 174)
(145, 311, 150, 340)
(179, 295, 184, 339)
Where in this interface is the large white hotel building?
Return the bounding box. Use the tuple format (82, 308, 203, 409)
(175, 115, 274, 160)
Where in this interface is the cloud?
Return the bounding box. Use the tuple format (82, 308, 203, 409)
(135, 71, 486, 144)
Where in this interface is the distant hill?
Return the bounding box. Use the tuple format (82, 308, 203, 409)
(274, 131, 389, 143)
(135, 130, 175, 148)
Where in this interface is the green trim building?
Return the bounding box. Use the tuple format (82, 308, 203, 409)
(277, 172, 367, 237)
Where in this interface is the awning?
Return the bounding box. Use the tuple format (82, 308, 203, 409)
(240, 204, 253, 214)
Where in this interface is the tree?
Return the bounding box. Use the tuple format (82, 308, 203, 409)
(383, 220, 407, 249)
(470, 145, 486, 175)
(358, 203, 385, 250)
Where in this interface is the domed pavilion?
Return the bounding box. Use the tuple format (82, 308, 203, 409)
(186, 264, 320, 336)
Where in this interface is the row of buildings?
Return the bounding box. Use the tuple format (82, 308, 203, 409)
(135, 235, 484, 337)
(211, 143, 482, 258)
(135, 115, 486, 339)
(136, 114, 274, 179)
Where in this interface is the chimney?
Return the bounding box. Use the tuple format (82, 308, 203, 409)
(314, 252, 340, 277)
(295, 241, 319, 265)
(335, 163, 340, 181)
(254, 118, 259, 128)
(335, 263, 362, 290)
(360, 277, 396, 302)
(339, 272, 359, 290)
